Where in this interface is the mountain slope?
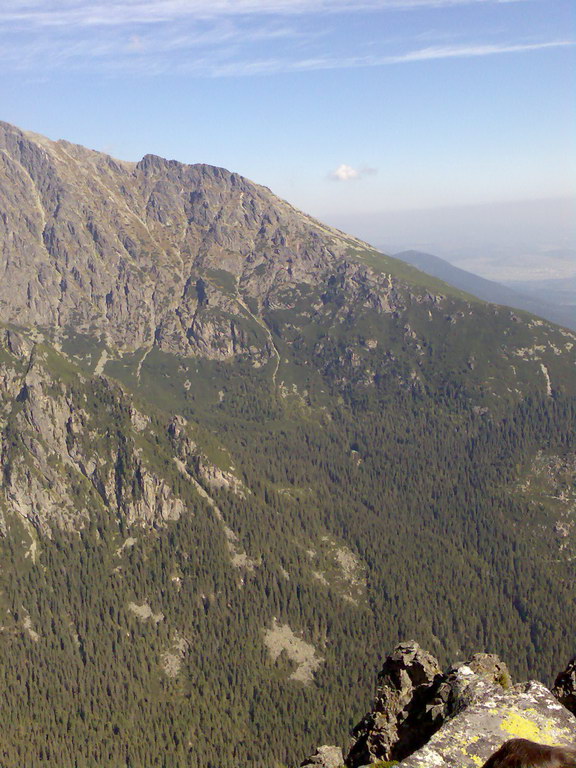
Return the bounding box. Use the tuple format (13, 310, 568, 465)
(0, 120, 369, 359)
(395, 249, 576, 330)
(0, 122, 575, 768)
(504, 275, 576, 328)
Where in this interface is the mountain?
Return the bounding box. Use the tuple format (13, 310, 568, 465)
(394, 250, 576, 331)
(503, 275, 576, 326)
(0, 121, 575, 768)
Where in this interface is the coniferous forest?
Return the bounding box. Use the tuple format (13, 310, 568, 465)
(0, 335, 574, 766)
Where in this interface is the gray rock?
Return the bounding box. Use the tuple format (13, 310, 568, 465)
(345, 645, 575, 768)
(300, 745, 344, 768)
(0, 120, 386, 363)
(346, 646, 514, 767)
(346, 641, 443, 766)
(552, 656, 576, 716)
(0, 339, 195, 531)
(397, 679, 576, 767)
(427, 653, 512, 720)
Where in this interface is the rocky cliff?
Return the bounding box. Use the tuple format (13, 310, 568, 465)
(0, 120, 375, 361)
(1, 120, 574, 393)
(301, 643, 576, 768)
(553, 657, 576, 717)
(0, 326, 249, 538)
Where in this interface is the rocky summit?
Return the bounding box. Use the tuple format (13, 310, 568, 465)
(0, 122, 575, 768)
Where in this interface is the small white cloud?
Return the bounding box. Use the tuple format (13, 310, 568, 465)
(331, 163, 359, 181)
(329, 164, 377, 181)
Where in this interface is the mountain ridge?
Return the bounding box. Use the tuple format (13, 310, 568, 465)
(394, 249, 576, 330)
(0, 118, 372, 358)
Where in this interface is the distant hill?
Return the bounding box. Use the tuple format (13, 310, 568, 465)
(394, 250, 576, 330)
(503, 276, 576, 326)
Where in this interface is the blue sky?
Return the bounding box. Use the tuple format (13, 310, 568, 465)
(0, 0, 574, 276)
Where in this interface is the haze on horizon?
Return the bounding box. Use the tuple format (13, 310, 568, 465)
(1, 0, 574, 281)
(325, 196, 576, 282)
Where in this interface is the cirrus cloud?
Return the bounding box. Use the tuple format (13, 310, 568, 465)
(0, 0, 571, 78)
(0, 1, 530, 29)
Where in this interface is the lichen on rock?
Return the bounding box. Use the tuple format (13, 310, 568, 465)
(397, 679, 576, 767)
(344, 643, 576, 768)
(300, 745, 344, 768)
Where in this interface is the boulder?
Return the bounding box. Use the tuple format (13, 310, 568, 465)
(397, 678, 576, 767)
(345, 644, 576, 768)
(301, 745, 344, 768)
(305, 646, 576, 768)
(346, 641, 443, 765)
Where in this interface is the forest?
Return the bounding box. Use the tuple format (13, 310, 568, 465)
(0, 334, 574, 767)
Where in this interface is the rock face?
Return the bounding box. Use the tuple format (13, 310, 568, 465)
(345, 644, 576, 768)
(0, 329, 229, 533)
(0, 120, 375, 361)
(397, 679, 576, 768)
(552, 656, 576, 716)
(300, 745, 344, 768)
(346, 642, 443, 765)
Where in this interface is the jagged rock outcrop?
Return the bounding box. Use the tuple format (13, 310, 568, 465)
(552, 656, 576, 716)
(300, 745, 344, 768)
(346, 641, 443, 765)
(0, 330, 226, 532)
(344, 644, 575, 768)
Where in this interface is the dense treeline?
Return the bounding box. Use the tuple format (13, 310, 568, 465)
(0, 349, 574, 767)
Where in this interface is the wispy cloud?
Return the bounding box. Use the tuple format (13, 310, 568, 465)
(329, 164, 378, 181)
(208, 39, 574, 77)
(0, 18, 303, 70)
(0, 0, 570, 78)
(388, 40, 575, 62)
(0, 0, 527, 29)
(1, 30, 571, 76)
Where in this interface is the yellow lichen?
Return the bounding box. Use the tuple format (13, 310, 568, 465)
(499, 712, 567, 745)
(452, 735, 484, 765)
(500, 713, 544, 740)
